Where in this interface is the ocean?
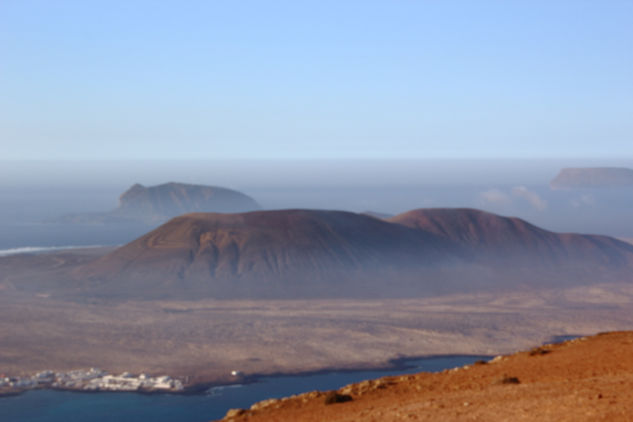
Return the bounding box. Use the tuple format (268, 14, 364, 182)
(0, 355, 488, 422)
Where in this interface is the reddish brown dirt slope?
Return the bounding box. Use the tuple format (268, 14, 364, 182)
(388, 208, 633, 266)
(217, 331, 633, 422)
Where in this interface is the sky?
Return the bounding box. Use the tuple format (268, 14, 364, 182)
(1, 0, 632, 160)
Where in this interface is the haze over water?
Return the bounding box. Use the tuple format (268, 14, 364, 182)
(2, 159, 633, 250)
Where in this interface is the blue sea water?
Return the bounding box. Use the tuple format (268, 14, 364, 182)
(0, 355, 488, 422)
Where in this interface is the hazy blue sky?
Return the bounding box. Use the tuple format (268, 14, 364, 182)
(1, 1, 632, 160)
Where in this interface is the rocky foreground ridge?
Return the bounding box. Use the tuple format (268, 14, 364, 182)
(217, 331, 633, 422)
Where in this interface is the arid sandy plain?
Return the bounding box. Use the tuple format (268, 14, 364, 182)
(2, 277, 633, 390)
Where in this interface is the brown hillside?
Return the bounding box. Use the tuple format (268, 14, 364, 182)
(217, 331, 633, 422)
(389, 208, 633, 267)
(74, 209, 457, 299)
(67, 208, 633, 299)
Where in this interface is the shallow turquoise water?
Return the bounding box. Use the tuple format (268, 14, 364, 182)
(0, 355, 488, 422)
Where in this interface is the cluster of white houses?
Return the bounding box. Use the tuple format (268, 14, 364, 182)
(0, 368, 184, 393)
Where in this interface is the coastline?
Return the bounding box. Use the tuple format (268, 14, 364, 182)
(0, 353, 494, 399)
(169, 332, 582, 395)
(0, 369, 184, 397)
(0, 333, 580, 399)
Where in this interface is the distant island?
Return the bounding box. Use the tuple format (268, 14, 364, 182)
(54, 182, 261, 225)
(550, 167, 633, 189)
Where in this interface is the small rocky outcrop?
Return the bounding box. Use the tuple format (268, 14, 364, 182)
(550, 167, 633, 189)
